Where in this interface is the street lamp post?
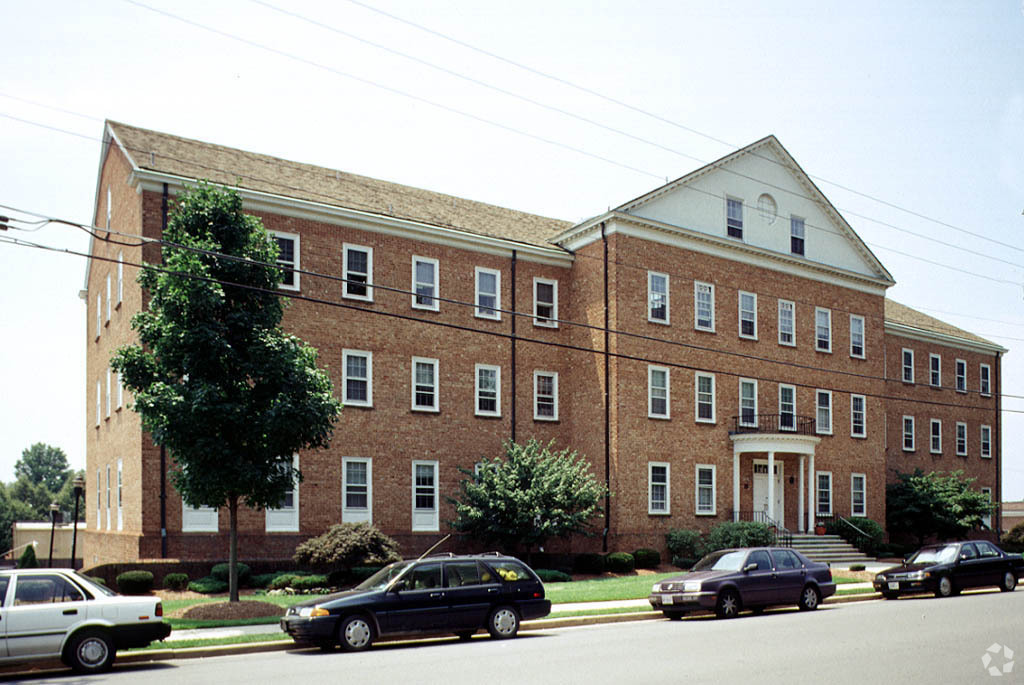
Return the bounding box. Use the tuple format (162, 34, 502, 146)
(48, 502, 60, 568)
(71, 475, 85, 570)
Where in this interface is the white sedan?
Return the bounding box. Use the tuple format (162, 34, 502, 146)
(0, 568, 171, 673)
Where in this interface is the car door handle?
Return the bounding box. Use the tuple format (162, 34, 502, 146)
(429, 592, 444, 598)
(487, 588, 499, 594)
(63, 609, 78, 615)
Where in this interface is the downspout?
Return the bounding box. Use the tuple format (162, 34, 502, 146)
(601, 223, 610, 553)
(995, 351, 1003, 534)
(160, 183, 169, 558)
(510, 250, 517, 444)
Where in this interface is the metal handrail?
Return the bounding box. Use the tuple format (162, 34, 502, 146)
(837, 516, 871, 539)
(729, 414, 817, 436)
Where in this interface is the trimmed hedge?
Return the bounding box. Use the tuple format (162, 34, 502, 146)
(116, 570, 154, 595)
(1002, 522, 1024, 553)
(632, 548, 661, 569)
(535, 569, 572, 583)
(604, 552, 635, 573)
(211, 562, 251, 587)
(189, 576, 228, 594)
(703, 521, 774, 553)
(666, 529, 703, 560)
(672, 556, 699, 570)
(162, 573, 190, 591)
(573, 553, 606, 575)
(251, 571, 293, 589)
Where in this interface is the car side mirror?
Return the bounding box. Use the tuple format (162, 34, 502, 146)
(743, 563, 758, 573)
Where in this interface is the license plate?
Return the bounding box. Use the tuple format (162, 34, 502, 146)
(663, 595, 674, 605)
(888, 582, 899, 591)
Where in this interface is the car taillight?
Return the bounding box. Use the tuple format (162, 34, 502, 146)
(532, 592, 541, 598)
(155, 602, 163, 617)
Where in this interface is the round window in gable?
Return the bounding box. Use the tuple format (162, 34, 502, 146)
(757, 193, 777, 224)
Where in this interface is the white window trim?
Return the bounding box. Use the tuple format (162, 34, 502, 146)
(341, 349, 373, 408)
(647, 271, 670, 325)
(474, 267, 501, 320)
(850, 473, 866, 518)
(850, 314, 865, 359)
(342, 457, 372, 523)
(956, 422, 968, 456)
(815, 307, 832, 353)
(533, 370, 559, 421)
(648, 365, 670, 420)
(342, 243, 373, 302)
(902, 349, 915, 383)
(695, 372, 716, 424)
(116, 371, 123, 410)
(980, 364, 992, 397)
(816, 471, 833, 516)
(648, 462, 670, 515)
(777, 299, 796, 347)
(95, 380, 101, 427)
(929, 354, 941, 388)
(411, 357, 440, 412)
(815, 389, 833, 435)
(106, 186, 111, 230)
(269, 230, 300, 292)
(474, 363, 501, 417)
(266, 454, 300, 532)
(981, 487, 993, 529)
(105, 465, 111, 530)
(779, 384, 797, 432)
(850, 394, 866, 438)
(930, 419, 942, 454)
(411, 460, 440, 532)
(117, 252, 124, 305)
(790, 215, 806, 255)
(739, 378, 758, 428)
(903, 415, 916, 451)
(116, 459, 123, 531)
(694, 281, 715, 332)
(95, 468, 101, 529)
(981, 424, 992, 458)
(182, 500, 218, 533)
(105, 369, 111, 419)
(955, 359, 967, 393)
(738, 291, 758, 340)
(695, 464, 717, 516)
(411, 255, 440, 311)
(725, 196, 744, 239)
(95, 293, 101, 340)
(533, 277, 559, 328)
(105, 274, 111, 323)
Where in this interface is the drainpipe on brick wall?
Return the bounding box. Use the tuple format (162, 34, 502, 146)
(601, 222, 610, 553)
(995, 351, 1003, 534)
(510, 249, 517, 444)
(160, 183, 169, 558)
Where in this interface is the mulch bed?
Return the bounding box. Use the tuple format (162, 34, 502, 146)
(179, 600, 285, 621)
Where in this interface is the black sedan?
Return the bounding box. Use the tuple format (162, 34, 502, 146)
(873, 540, 1023, 599)
(280, 553, 551, 651)
(648, 547, 835, 619)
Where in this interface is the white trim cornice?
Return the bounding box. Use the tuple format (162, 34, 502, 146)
(729, 432, 821, 455)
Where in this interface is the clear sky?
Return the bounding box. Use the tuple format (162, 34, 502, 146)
(2, 1, 1023, 500)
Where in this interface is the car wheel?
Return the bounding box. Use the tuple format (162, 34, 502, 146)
(663, 610, 684, 621)
(715, 590, 741, 619)
(455, 630, 475, 641)
(339, 615, 374, 651)
(935, 575, 956, 598)
(798, 585, 821, 611)
(65, 629, 115, 674)
(1000, 571, 1017, 592)
(487, 606, 520, 639)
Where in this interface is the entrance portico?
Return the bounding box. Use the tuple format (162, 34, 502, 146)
(729, 431, 820, 532)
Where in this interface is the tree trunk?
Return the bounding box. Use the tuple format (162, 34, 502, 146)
(228, 495, 239, 603)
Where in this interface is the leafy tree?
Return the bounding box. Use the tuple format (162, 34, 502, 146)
(886, 469, 992, 544)
(112, 183, 342, 601)
(15, 443, 71, 494)
(293, 523, 402, 572)
(448, 439, 608, 560)
(0, 483, 36, 553)
(8, 477, 52, 520)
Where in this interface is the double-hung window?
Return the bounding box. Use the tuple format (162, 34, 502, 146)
(412, 460, 439, 531)
(815, 307, 832, 352)
(534, 371, 559, 420)
(778, 299, 795, 346)
(96, 294, 102, 340)
(475, 267, 501, 319)
(726, 197, 743, 239)
(981, 488, 993, 529)
(342, 457, 372, 523)
(815, 390, 832, 435)
(902, 349, 915, 383)
(412, 256, 439, 310)
(930, 419, 942, 454)
(95, 468, 101, 529)
(929, 354, 941, 387)
(956, 422, 968, 456)
(738, 291, 757, 339)
(270, 232, 300, 290)
(816, 472, 832, 516)
(342, 350, 372, 407)
(105, 465, 111, 530)
(648, 271, 669, 324)
(695, 465, 716, 515)
(851, 474, 866, 517)
(981, 425, 992, 458)
(105, 369, 111, 419)
(533, 278, 558, 327)
(475, 364, 501, 417)
(117, 252, 124, 304)
(850, 394, 866, 438)
(116, 459, 123, 531)
(412, 357, 439, 412)
(106, 274, 111, 323)
(779, 384, 796, 431)
(694, 281, 715, 332)
(266, 454, 299, 532)
(342, 244, 373, 300)
(850, 315, 865, 358)
(790, 216, 805, 255)
(649, 463, 669, 515)
(739, 379, 757, 427)
(902, 416, 915, 451)
(648, 366, 670, 419)
(695, 373, 716, 423)
(980, 364, 991, 396)
(955, 359, 967, 393)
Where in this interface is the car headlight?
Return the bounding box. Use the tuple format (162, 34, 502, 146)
(683, 581, 702, 593)
(875, 575, 884, 583)
(907, 571, 926, 581)
(652, 583, 662, 593)
(298, 607, 330, 618)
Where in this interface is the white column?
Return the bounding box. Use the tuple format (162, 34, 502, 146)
(807, 453, 815, 532)
(733, 449, 740, 522)
(798, 455, 806, 533)
(767, 451, 776, 523)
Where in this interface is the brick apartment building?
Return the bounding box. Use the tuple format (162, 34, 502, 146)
(81, 121, 1005, 567)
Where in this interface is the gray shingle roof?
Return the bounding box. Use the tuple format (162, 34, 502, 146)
(107, 121, 572, 249)
(885, 299, 1000, 350)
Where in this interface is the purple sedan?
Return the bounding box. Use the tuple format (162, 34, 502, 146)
(649, 547, 836, 619)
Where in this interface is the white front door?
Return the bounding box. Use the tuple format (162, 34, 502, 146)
(752, 461, 784, 524)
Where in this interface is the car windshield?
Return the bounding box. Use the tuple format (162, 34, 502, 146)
(354, 561, 414, 591)
(693, 550, 747, 572)
(908, 545, 959, 565)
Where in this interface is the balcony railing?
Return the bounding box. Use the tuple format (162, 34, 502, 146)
(729, 413, 817, 436)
